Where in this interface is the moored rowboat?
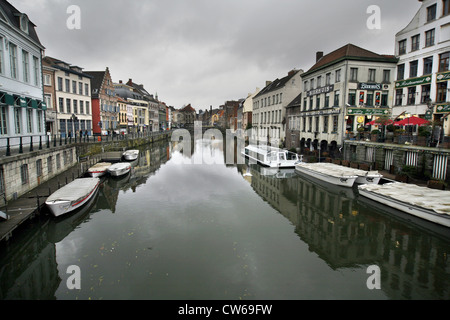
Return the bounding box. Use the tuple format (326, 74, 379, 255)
(45, 177, 101, 217)
(122, 149, 139, 161)
(107, 162, 131, 177)
(295, 162, 358, 188)
(87, 162, 112, 177)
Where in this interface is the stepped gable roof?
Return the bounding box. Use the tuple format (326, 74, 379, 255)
(304, 43, 398, 76)
(84, 71, 105, 90)
(0, 0, 43, 47)
(180, 104, 196, 113)
(255, 70, 299, 99)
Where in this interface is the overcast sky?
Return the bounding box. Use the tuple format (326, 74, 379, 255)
(10, 0, 421, 110)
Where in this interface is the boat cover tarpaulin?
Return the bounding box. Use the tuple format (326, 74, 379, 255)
(310, 163, 383, 178)
(296, 163, 358, 178)
(359, 183, 450, 215)
(47, 178, 100, 202)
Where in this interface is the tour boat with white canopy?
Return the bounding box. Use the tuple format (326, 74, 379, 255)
(242, 145, 302, 168)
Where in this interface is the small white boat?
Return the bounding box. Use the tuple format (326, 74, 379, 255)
(358, 182, 450, 228)
(295, 162, 358, 187)
(242, 145, 301, 168)
(107, 162, 132, 177)
(306, 162, 382, 185)
(123, 149, 139, 161)
(87, 162, 112, 177)
(46, 177, 101, 217)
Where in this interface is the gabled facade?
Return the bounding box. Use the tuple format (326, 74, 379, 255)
(85, 68, 117, 135)
(126, 78, 159, 132)
(242, 88, 259, 132)
(43, 56, 93, 137)
(394, 0, 450, 136)
(0, 0, 46, 146)
(252, 69, 303, 146)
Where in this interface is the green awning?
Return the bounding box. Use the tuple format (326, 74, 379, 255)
(31, 99, 38, 109)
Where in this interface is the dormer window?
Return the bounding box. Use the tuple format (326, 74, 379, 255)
(20, 14, 29, 34)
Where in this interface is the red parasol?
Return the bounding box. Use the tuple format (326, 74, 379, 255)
(394, 116, 430, 126)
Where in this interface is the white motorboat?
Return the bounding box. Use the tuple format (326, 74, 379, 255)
(46, 177, 101, 217)
(242, 145, 302, 168)
(295, 162, 358, 188)
(306, 162, 382, 185)
(87, 162, 112, 177)
(107, 162, 132, 177)
(358, 182, 450, 228)
(122, 149, 139, 161)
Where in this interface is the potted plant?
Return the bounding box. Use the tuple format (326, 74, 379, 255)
(371, 129, 380, 141)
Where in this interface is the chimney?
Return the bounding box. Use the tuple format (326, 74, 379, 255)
(119, 80, 122, 84)
(288, 69, 297, 76)
(316, 51, 323, 62)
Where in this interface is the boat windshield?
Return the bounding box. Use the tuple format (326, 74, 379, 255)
(286, 152, 298, 161)
(279, 153, 286, 161)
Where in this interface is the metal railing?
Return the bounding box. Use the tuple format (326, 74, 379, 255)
(0, 130, 173, 157)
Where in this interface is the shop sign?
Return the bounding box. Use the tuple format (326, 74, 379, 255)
(300, 108, 340, 117)
(358, 83, 382, 90)
(436, 71, 450, 83)
(436, 104, 450, 113)
(306, 84, 334, 97)
(395, 75, 432, 88)
(347, 108, 390, 116)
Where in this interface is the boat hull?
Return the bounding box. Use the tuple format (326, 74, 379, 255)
(46, 178, 101, 217)
(122, 150, 139, 161)
(107, 163, 131, 177)
(358, 187, 450, 228)
(295, 164, 357, 188)
(87, 162, 112, 177)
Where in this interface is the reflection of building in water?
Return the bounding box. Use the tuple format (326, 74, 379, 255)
(244, 165, 450, 299)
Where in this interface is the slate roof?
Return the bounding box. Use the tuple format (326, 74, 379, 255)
(180, 104, 196, 113)
(43, 56, 93, 79)
(84, 71, 106, 98)
(286, 92, 303, 109)
(0, 0, 43, 47)
(303, 43, 398, 76)
(254, 70, 300, 99)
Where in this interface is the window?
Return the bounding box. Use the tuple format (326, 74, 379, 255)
(59, 97, 64, 113)
(398, 40, 407, 55)
(47, 156, 53, 173)
(317, 76, 322, 87)
(407, 87, 416, 105)
(397, 64, 405, 80)
(425, 29, 435, 47)
(37, 110, 42, 132)
(36, 159, 42, 177)
(350, 68, 358, 81)
(33, 56, 39, 86)
(72, 80, 77, 94)
(423, 57, 433, 75)
(335, 69, 341, 82)
(421, 84, 431, 104)
(311, 79, 315, 89)
(0, 106, 7, 135)
(325, 93, 330, 108)
(309, 97, 313, 110)
(395, 89, 403, 106)
(332, 116, 338, 133)
(66, 98, 71, 113)
(44, 74, 51, 86)
(308, 117, 312, 132)
(22, 50, 29, 82)
(73, 100, 78, 114)
(437, 82, 447, 102)
(326, 73, 331, 85)
(439, 52, 449, 72)
(348, 91, 356, 106)
(383, 70, 390, 83)
(316, 96, 320, 109)
(315, 116, 319, 132)
(410, 60, 418, 78)
(304, 81, 308, 91)
(411, 35, 420, 51)
(427, 4, 437, 21)
(65, 79, 70, 92)
(366, 93, 374, 107)
(27, 108, 33, 133)
(14, 107, 21, 134)
(368, 69, 376, 82)
(444, 0, 450, 16)
(80, 101, 84, 114)
(323, 116, 329, 133)
(21, 164, 28, 185)
(85, 83, 89, 96)
(334, 90, 340, 106)
(86, 101, 90, 114)
(381, 93, 388, 107)
(303, 98, 307, 111)
(58, 77, 63, 91)
(79, 82, 83, 95)
(9, 43, 17, 79)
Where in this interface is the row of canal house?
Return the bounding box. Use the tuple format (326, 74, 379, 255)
(0, 0, 167, 148)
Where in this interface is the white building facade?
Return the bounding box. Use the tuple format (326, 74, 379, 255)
(394, 0, 450, 136)
(252, 70, 303, 146)
(0, 2, 46, 148)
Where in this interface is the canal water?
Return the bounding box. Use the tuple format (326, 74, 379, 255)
(0, 137, 449, 300)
